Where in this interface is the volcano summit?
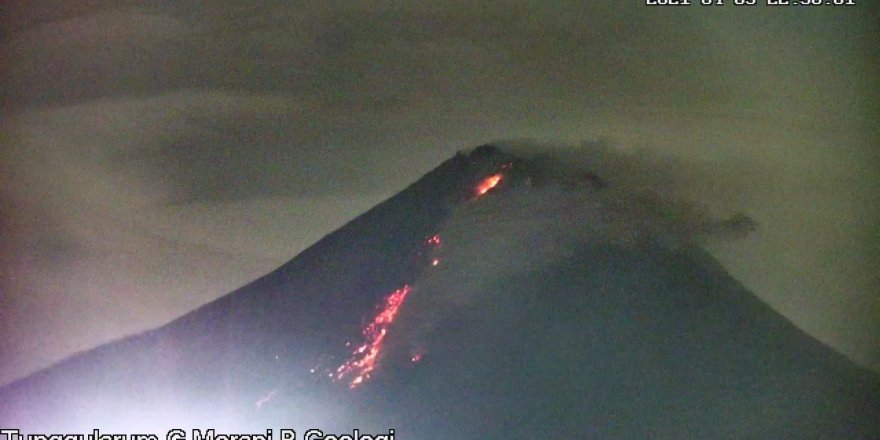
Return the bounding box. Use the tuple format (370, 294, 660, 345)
(1, 145, 877, 439)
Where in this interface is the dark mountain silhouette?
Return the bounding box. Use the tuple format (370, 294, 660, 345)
(1, 146, 878, 439)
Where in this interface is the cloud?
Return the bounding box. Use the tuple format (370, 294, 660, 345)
(393, 142, 759, 343)
(399, 136, 878, 372)
(0, 91, 397, 385)
(1, 7, 198, 107)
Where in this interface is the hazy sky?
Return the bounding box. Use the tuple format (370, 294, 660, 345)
(1, 1, 877, 385)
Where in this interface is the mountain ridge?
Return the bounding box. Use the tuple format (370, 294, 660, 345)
(2, 145, 877, 439)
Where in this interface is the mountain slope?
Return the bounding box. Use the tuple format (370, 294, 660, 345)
(1, 146, 877, 439)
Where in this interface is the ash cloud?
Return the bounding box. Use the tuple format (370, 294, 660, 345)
(393, 141, 759, 352)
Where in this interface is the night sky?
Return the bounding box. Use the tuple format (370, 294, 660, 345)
(1, 1, 877, 386)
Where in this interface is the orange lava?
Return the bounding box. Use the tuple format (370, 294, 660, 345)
(475, 173, 503, 196)
(335, 285, 412, 388)
(427, 235, 442, 246)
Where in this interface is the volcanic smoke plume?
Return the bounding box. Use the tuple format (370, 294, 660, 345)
(389, 144, 759, 366)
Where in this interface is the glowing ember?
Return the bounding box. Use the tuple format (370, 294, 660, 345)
(410, 353, 423, 363)
(427, 235, 442, 246)
(431, 258, 440, 266)
(335, 285, 412, 388)
(475, 173, 503, 196)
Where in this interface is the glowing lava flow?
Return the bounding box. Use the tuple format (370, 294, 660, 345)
(334, 233, 444, 389)
(334, 169, 504, 389)
(335, 285, 412, 388)
(475, 173, 503, 196)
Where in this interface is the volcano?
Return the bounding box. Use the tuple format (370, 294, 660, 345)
(1, 146, 878, 439)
